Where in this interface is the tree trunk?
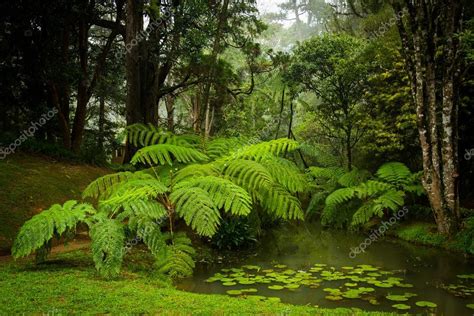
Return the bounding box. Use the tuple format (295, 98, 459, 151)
(98, 95, 105, 151)
(202, 0, 229, 138)
(165, 95, 175, 132)
(124, 0, 144, 162)
(393, 0, 462, 236)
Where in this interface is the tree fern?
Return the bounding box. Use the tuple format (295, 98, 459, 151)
(260, 156, 307, 193)
(90, 218, 125, 278)
(155, 233, 195, 278)
(102, 177, 168, 206)
(223, 159, 273, 191)
(230, 138, 299, 161)
(205, 137, 248, 159)
(174, 176, 252, 216)
(376, 162, 412, 185)
(260, 184, 304, 220)
(173, 163, 221, 183)
(12, 201, 95, 258)
(82, 172, 135, 199)
(170, 187, 221, 237)
(131, 144, 208, 166)
(127, 123, 198, 147)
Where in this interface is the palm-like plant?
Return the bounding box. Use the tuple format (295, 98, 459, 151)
(308, 162, 424, 227)
(13, 124, 306, 278)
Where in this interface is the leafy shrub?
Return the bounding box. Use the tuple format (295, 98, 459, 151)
(13, 124, 306, 278)
(211, 217, 257, 250)
(396, 223, 446, 246)
(454, 215, 474, 254)
(309, 162, 424, 227)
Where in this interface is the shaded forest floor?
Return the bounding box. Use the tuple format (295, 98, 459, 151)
(0, 153, 109, 254)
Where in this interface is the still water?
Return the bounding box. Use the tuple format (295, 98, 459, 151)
(177, 224, 474, 315)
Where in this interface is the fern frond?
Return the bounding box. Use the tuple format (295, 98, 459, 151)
(261, 157, 307, 193)
(206, 137, 248, 159)
(351, 190, 405, 226)
(260, 184, 304, 220)
(82, 172, 135, 200)
(231, 138, 299, 161)
(12, 201, 95, 258)
(103, 178, 168, 206)
(223, 159, 273, 191)
(116, 200, 167, 222)
(325, 187, 357, 207)
(175, 176, 252, 216)
(155, 233, 195, 278)
(376, 162, 412, 185)
(131, 144, 208, 166)
(355, 180, 395, 199)
(338, 168, 371, 187)
(127, 124, 197, 147)
(89, 218, 125, 278)
(173, 163, 221, 183)
(170, 187, 221, 237)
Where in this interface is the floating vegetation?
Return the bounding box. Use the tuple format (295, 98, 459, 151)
(415, 301, 437, 308)
(207, 262, 452, 311)
(392, 303, 411, 310)
(467, 303, 474, 310)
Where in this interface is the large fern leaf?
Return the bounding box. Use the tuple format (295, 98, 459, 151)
(260, 184, 304, 220)
(155, 233, 195, 278)
(231, 138, 299, 161)
(261, 156, 307, 193)
(102, 177, 168, 206)
(175, 176, 252, 216)
(376, 162, 412, 185)
(131, 144, 208, 166)
(90, 218, 125, 278)
(12, 201, 95, 258)
(170, 187, 221, 237)
(223, 159, 273, 191)
(325, 187, 357, 207)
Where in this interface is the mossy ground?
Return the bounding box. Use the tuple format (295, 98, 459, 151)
(0, 153, 109, 252)
(0, 249, 395, 315)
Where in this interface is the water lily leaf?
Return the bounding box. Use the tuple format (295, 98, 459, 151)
(342, 291, 361, 299)
(457, 274, 474, 279)
(467, 304, 474, 310)
(415, 301, 437, 308)
(268, 285, 284, 290)
(392, 304, 411, 310)
(274, 264, 287, 269)
(325, 295, 343, 301)
(226, 290, 243, 295)
(267, 297, 281, 303)
(285, 284, 300, 289)
(345, 283, 358, 287)
(205, 277, 220, 283)
(386, 295, 408, 302)
(369, 299, 380, 305)
(241, 288, 258, 293)
(222, 282, 237, 286)
(238, 279, 256, 285)
(242, 265, 261, 270)
(397, 283, 414, 288)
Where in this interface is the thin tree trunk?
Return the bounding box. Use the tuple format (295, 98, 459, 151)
(98, 95, 105, 151)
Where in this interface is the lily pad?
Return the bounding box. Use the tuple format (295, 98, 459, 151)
(415, 301, 437, 308)
(226, 290, 243, 295)
(467, 304, 474, 310)
(222, 282, 237, 286)
(241, 288, 258, 293)
(386, 294, 409, 302)
(392, 304, 411, 310)
(266, 297, 281, 303)
(285, 284, 300, 289)
(345, 283, 358, 287)
(274, 264, 287, 269)
(325, 295, 343, 301)
(268, 285, 284, 290)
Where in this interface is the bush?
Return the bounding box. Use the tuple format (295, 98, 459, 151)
(396, 223, 446, 247)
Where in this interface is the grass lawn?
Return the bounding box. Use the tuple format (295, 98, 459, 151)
(0, 154, 109, 252)
(0, 249, 395, 315)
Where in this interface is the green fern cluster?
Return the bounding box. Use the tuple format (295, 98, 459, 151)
(309, 162, 424, 227)
(13, 125, 307, 279)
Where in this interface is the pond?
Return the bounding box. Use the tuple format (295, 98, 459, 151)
(176, 223, 474, 315)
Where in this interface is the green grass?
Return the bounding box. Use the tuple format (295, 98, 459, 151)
(0, 249, 394, 315)
(0, 154, 109, 252)
(395, 222, 447, 247)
